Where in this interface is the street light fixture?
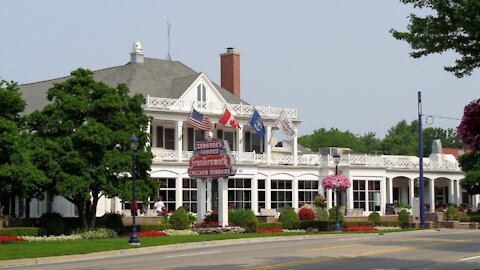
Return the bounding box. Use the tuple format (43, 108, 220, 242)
(333, 153, 342, 232)
(129, 135, 140, 245)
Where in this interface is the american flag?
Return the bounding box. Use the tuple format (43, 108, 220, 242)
(187, 108, 215, 131)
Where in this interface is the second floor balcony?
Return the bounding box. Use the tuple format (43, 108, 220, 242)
(151, 148, 462, 172)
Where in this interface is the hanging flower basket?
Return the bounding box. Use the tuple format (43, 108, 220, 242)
(322, 175, 351, 190)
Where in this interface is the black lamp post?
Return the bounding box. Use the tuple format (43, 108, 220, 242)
(128, 135, 140, 245)
(333, 153, 342, 232)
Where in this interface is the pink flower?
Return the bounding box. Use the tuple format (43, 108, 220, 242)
(322, 175, 351, 190)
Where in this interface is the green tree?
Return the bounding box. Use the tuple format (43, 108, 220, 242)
(423, 127, 462, 154)
(27, 69, 157, 229)
(298, 128, 373, 153)
(381, 120, 418, 156)
(0, 80, 47, 201)
(391, 0, 480, 78)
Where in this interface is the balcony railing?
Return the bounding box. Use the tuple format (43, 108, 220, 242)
(151, 149, 462, 172)
(147, 96, 298, 119)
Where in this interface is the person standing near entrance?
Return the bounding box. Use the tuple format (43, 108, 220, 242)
(154, 196, 165, 216)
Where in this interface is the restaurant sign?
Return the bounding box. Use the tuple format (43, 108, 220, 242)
(188, 138, 237, 179)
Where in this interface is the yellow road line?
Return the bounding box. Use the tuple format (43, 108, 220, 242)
(246, 241, 460, 270)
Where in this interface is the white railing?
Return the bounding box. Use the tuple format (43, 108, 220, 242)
(147, 96, 297, 119)
(151, 148, 461, 172)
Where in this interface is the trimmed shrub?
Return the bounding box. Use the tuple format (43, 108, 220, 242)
(343, 221, 373, 227)
(328, 207, 345, 222)
(446, 205, 461, 221)
(257, 222, 283, 230)
(297, 220, 331, 231)
(104, 213, 124, 235)
(368, 211, 381, 225)
(314, 194, 326, 208)
(0, 227, 46, 236)
(278, 207, 300, 229)
(39, 212, 65, 236)
(298, 208, 315, 221)
(169, 207, 191, 230)
(229, 209, 258, 232)
(398, 209, 410, 227)
(315, 207, 329, 221)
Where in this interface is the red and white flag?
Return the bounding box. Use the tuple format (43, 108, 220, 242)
(219, 107, 241, 129)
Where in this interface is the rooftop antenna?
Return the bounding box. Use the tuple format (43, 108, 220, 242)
(166, 19, 172, 61)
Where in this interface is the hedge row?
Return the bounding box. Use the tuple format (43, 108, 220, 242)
(257, 222, 283, 230)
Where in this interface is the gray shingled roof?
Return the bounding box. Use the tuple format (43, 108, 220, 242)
(19, 57, 247, 114)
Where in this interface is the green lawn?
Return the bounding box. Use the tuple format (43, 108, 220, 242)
(0, 232, 307, 261)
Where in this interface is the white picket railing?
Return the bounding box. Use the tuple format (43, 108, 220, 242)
(151, 148, 461, 172)
(147, 96, 297, 119)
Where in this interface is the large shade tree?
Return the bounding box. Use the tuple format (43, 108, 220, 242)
(457, 99, 480, 195)
(0, 80, 46, 204)
(391, 0, 480, 78)
(27, 69, 157, 229)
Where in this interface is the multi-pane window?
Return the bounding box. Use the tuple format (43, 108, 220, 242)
(156, 126, 175, 150)
(298, 180, 319, 206)
(182, 178, 197, 213)
(368, 181, 381, 211)
(188, 128, 205, 151)
(258, 179, 266, 212)
(353, 180, 366, 210)
(271, 180, 292, 211)
(217, 130, 235, 151)
(158, 178, 176, 211)
(244, 132, 264, 153)
(228, 178, 252, 210)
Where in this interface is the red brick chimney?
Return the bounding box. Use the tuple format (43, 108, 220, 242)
(220, 48, 240, 98)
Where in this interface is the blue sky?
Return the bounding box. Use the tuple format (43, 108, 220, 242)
(1, 1, 478, 138)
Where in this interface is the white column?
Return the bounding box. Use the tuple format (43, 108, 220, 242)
(387, 178, 393, 204)
(237, 126, 243, 154)
(176, 121, 183, 161)
(455, 180, 461, 205)
(182, 124, 188, 151)
(265, 176, 271, 209)
(347, 184, 354, 210)
(206, 181, 212, 212)
(380, 177, 387, 215)
(175, 176, 183, 209)
(449, 179, 455, 205)
(326, 189, 333, 209)
(429, 179, 435, 212)
(218, 178, 229, 227)
(196, 179, 206, 222)
(292, 177, 298, 209)
(266, 126, 272, 164)
(252, 175, 259, 214)
(146, 119, 151, 147)
(293, 128, 298, 166)
(409, 178, 415, 206)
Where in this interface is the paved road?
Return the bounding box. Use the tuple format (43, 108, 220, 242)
(2, 229, 480, 270)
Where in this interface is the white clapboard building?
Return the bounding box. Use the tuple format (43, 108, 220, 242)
(12, 42, 472, 219)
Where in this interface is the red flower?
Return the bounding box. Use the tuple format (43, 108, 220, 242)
(129, 230, 168, 237)
(344, 226, 377, 231)
(0, 236, 26, 242)
(298, 208, 315, 220)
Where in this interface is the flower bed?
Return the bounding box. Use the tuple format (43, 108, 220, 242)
(134, 230, 168, 237)
(344, 226, 377, 231)
(256, 228, 283, 233)
(0, 236, 26, 243)
(196, 221, 236, 227)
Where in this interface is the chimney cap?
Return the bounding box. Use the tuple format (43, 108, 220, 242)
(226, 47, 234, 52)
